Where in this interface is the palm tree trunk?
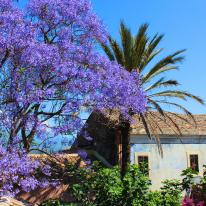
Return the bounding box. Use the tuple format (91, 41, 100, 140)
(120, 119, 131, 178)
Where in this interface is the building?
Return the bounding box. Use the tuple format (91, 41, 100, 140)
(73, 112, 206, 190)
(130, 114, 206, 190)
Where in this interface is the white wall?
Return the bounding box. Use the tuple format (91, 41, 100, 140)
(130, 135, 206, 190)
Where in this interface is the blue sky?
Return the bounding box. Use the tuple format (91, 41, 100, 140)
(18, 0, 206, 114)
(91, 0, 206, 114)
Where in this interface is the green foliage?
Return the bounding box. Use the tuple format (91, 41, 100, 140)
(40, 200, 77, 206)
(41, 164, 206, 206)
(146, 191, 163, 206)
(201, 165, 206, 184)
(40, 200, 62, 206)
(181, 167, 198, 191)
(160, 180, 182, 206)
(138, 161, 149, 175)
(145, 180, 182, 206)
(121, 164, 151, 206)
(72, 163, 151, 206)
(71, 162, 183, 206)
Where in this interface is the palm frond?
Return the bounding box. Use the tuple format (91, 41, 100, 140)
(100, 42, 115, 61)
(142, 50, 185, 83)
(155, 100, 196, 125)
(146, 113, 163, 155)
(148, 99, 165, 116)
(146, 100, 188, 138)
(148, 34, 164, 54)
(176, 91, 204, 105)
(146, 78, 179, 92)
(120, 21, 133, 70)
(142, 66, 179, 84)
(150, 90, 204, 104)
(139, 34, 164, 72)
(149, 111, 182, 136)
(145, 114, 166, 156)
(140, 113, 151, 139)
(149, 112, 185, 147)
(135, 23, 149, 44)
(149, 90, 188, 100)
(133, 23, 149, 70)
(108, 37, 125, 66)
(166, 112, 196, 128)
(164, 113, 183, 135)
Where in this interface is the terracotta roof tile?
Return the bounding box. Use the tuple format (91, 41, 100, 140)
(131, 113, 206, 136)
(29, 153, 85, 166)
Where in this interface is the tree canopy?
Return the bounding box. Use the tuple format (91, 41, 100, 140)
(0, 0, 146, 150)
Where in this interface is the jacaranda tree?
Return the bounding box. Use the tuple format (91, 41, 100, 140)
(0, 0, 146, 151)
(0, 145, 53, 197)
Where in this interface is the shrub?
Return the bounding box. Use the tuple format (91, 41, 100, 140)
(146, 191, 163, 206)
(70, 162, 184, 206)
(72, 163, 151, 206)
(160, 180, 182, 206)
(40, 200, 77, 206)
(181, 166, 206, 205)
(181, 168, 198, 192)
(146, 180, 182, 206)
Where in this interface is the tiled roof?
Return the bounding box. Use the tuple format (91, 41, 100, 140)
(19, 153, 85, 205)
(29, 153, 86, 167)
(19, 184, 71, 205)
(131, 113, 206, 136)
(87, 111, 206, 136)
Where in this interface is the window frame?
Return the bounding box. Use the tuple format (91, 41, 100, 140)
(134, 152, 150, 176)
(187, 151, 201, 175)
(189, 154, 199, 173)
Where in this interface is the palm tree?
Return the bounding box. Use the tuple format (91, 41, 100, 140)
(100, 22, 204, 177)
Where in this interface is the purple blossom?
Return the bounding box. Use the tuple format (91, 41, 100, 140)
(0, 0, 146, 159)
(0, 144, 53, 197)
(77, 149, 91, 165)
(77, 149, 88, 159)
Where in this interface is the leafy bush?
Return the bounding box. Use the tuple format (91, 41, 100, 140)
(181, 166, 206, 205)
(160, 180, 182, 206)
(40, 200, 77, 206)
(42, 162, 206, 206)
(146, 191, 163, 206)
(71, 162, 183, 206)
(72, 163, 151, 206)
(181, 168, 198, 192)
(146, 180, 182, 206)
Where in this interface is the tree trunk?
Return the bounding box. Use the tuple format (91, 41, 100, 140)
(120, 119, 131, 178)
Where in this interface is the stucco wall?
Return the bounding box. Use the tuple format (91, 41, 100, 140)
(130, 135, 206, 190)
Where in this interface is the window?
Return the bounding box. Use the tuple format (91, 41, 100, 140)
(138, 155, 149, 175)
(189, 154, 199, 172)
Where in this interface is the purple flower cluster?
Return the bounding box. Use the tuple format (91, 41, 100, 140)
(77, 149, 91, 165)
(0, 0, 146, 149)
(0, 144, 51, 197)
